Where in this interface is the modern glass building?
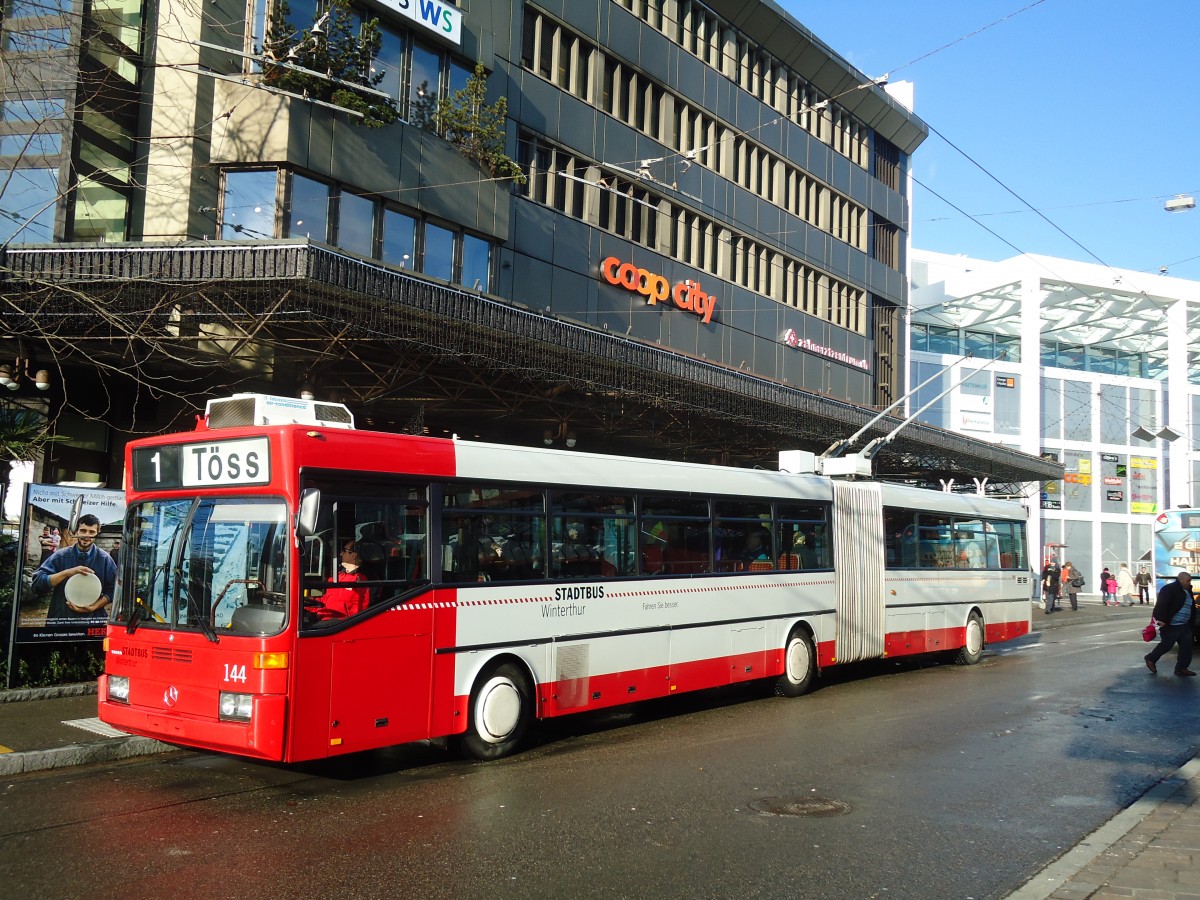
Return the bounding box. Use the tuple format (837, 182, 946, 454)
(0, 0, 1058, 493)
(910, 249, 1200, 579)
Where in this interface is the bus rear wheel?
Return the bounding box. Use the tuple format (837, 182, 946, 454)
(456, 662, 532, 761)
(955, 612, 985, 665)
(775, 629, 816, 697)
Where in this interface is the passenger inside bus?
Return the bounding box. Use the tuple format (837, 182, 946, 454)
(558, 523, 601, 577)
(792, 531, 818, 568)
(741, 529, 772, 565)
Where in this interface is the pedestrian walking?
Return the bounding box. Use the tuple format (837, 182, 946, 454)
(1116, 563, 1136, 607)
(1100, 566, 1115, 605)
(1041, 558, 1062, 614)
(1135, 565, 1152, 604)
(1144, 570, 1196, 677)
(1061, 560, 1081, 611)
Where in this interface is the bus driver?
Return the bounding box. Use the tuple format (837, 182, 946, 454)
(309, 541, 371, 621)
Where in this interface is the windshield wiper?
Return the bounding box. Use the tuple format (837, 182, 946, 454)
(126, 602, 144, 634)
(128, 557, 171, 635)
(192, 600, 219, 644)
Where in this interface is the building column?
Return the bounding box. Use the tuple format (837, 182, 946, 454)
(1166, 295, 1189, 508)
(1019, 262, 1044, 559)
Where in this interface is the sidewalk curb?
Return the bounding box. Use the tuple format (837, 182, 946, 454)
(0, 682, 98, 703)
(1006, 756, 1200, 899)
(0, 734, 178, 777)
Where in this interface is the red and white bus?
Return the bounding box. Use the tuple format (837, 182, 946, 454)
(99, 394, 1032, 762)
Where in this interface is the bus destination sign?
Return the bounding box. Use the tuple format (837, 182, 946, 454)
(132, 437, 271, 490)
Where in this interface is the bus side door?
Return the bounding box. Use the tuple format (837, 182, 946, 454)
(328, 624, 434, 750)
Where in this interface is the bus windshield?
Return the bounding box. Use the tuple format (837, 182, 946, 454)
(116, 497, 290, 637)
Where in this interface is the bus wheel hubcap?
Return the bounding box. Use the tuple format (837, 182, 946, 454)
(477, 677, 521, 742)
(787, 639, 810, 682)
(967, 620, 982, 655)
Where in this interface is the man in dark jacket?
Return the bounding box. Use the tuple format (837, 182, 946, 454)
(1144, 571, 1196, 676)
(1041, 560, 1062, 614)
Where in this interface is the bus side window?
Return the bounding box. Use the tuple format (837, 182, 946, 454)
(303, 535, 327, 578)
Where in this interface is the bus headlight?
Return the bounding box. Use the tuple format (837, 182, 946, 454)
(108, 675, 130, 703)
(219, 692, 254, 721)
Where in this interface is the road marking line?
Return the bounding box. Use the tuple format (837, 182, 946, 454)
(63, 717, 128, 738)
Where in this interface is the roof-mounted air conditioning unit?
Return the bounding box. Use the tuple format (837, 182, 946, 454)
(205, 393, 355, 430)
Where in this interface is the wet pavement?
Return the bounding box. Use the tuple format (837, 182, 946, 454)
(1, 598, 1195, 898)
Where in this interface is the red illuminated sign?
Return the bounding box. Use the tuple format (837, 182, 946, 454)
(781, 329, 870, 371)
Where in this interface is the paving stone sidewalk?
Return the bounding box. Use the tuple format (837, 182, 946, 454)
(1010, 757, 1200, 900)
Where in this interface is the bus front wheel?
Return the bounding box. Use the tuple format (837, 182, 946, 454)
(456, 662, 532, 761)
(775, 629, 816, 697)
(955, 612, 985, 665)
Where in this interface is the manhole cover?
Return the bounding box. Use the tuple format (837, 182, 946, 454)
(749, 796, 851, 817)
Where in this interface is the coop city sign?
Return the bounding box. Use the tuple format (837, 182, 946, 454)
(599, 257, 717, 324)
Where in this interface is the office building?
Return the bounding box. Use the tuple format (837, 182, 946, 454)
(910, 249, 1200, 578)
(0, 0, 1057, 492)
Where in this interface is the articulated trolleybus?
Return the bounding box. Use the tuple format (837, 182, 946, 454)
(100, 394, 1032, 762)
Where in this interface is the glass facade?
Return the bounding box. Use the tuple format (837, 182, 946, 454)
(336, 190, 375, 258)
(910, 247, 1197, 580)
(911, 324, 1019, 361)
(422, 222, 454, 281)
(220, 168, 494, 291)
(0, 167, 59, 243)
(381, 207, 416, 269)
(285, 174, 331, 241)
(221, 169, 277, 240)
(1041, 340, 1147, 378)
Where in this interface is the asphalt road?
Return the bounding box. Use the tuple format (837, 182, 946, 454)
(2, 614, 1196, 900)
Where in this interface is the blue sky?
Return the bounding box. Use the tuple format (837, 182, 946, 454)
(781, 1, 1200, 278)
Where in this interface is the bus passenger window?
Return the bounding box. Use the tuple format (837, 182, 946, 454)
(883, 507, 918, 569)
(952, 520, 987, 569)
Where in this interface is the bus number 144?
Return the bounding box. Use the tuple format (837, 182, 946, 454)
(223, 664, 247, 683)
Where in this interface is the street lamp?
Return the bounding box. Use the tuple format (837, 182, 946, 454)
(1131, 425, 1181, 442)
(0, 343, 52, 393)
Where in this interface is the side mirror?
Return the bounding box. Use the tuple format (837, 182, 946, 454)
(296, 488, 321, 538)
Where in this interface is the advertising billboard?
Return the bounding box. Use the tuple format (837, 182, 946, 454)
(8, 483, 124, 645)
